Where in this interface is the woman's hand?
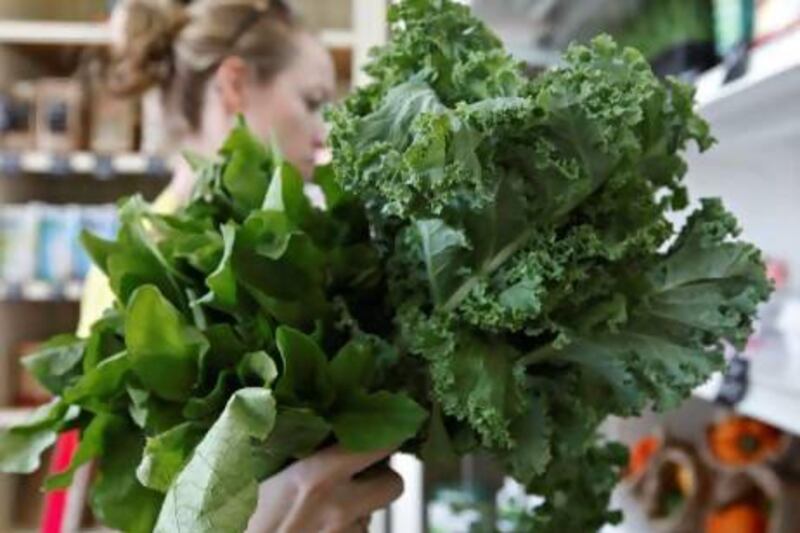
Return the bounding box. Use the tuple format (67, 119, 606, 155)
(246, 446, 403, 533)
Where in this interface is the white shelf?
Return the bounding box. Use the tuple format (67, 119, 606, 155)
(0, 408, 35, 430)
(691, 29, 800, 154)
(0, 281, 83, 302)
(0, 151, 171, 177)
(695, 29, 800, 108)
(0, 20, 110, 46)
(693, 337, 800, 435)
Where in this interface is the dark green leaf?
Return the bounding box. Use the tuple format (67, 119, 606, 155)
(329, 339, 375, 394)
(90, 419, 163, 533)
(274, 327, 334, 409)
(45, 413, 118, 490)
(252, 407, 331, 479)
(332, 391, 427, 452)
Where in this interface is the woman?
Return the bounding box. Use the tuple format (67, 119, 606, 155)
(77, 1, 404, 531)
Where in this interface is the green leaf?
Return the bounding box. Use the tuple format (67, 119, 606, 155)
(420, 405, 458, 468)
(137, 422, 206, 493)
(506, 395, 552, 484)
(252, 407, 331, 479)
(313, 163, 344, 208)
(429, 332, 527, 448)
(22, 334, 85, 395)
(414, 219, 470, 306)
(90, 419, 164, 533)
(182, 371, 237, 421)
(202, 222, 238, 310)
(154, 388, 276, 533)
(45, 413, 118, 490)
(220, 117, 272, 212)
(63, 351, 130, 407)
(125, 285, 206, 401)
(80, 230, 117, 274)
(83, 311, 125, 372)
(274, 327, 335, 409)
(329, 339, 375, 394)
(236, 351, 278, 387)
(127, 385, 185, 435)
(332, 391, 427, 452)
(108, 196, 188, 308)
(0, 400, 78, 474)
(262, 161, 314, 227)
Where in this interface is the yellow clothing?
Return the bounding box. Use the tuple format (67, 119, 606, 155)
(76, 189, 181, 337)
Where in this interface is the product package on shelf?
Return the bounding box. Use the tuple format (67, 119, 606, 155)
(36, 205, 79, 285)
(0, 204, 39, 286)
(0, 203, 118, 296)
(35, 79, 87, 153)
(0, 82, 37, 151)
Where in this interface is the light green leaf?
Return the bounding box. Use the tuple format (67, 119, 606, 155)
(202, 223, 238, 309)
(220, 117, 271, 212)
(236, 351, 278, 387)
(63, 351, 130, 407)
(154, 388, 276, 533)
(0, 400, 78, 474)
(126, 285, 206, 401)
(22, 334, 85, 395)
(137, 422, 206, 493)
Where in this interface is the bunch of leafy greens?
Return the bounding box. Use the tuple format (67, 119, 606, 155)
(0, 121, 426, 533)
(329, 0, 770, 530)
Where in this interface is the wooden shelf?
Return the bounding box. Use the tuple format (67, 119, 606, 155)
(0, 21, 110, 47)
(0, 19, 355, 51)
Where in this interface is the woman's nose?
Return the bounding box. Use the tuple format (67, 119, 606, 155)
(312, 116, 328, 149)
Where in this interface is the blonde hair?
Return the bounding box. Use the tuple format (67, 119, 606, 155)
(108, 0, 299, 132)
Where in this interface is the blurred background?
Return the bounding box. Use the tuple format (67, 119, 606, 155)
(0, 0, 798, 532)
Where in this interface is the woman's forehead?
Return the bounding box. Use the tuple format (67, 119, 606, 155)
(288, 33, 336, 94)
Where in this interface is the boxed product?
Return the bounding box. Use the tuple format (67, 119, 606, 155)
(0, 82, 37, 151)
(35, 78, 87, 153)
(0, 204, 39, 285)
(35, 204, 78, 284)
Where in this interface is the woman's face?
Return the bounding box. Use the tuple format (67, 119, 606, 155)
(244, 33, 336, 180)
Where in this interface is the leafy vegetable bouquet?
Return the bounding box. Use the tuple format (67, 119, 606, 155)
(329, 0, 770, 530)
(0, 0, 771, 531)
(0, 125, 426, 532)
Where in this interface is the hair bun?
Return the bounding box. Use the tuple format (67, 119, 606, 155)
(107, 0, 189, 95)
